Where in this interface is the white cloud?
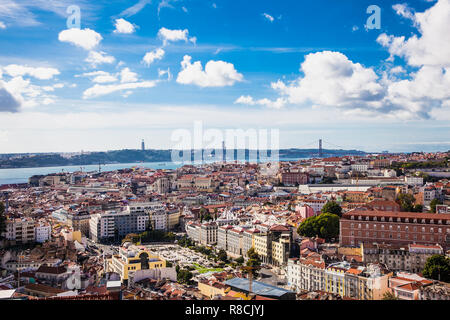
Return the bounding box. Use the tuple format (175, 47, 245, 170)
(392, 3, 415, 21)
(119, 67, 138, 83)
(83, 81, 157, 99)
(262, 13, 274, 22)
(0, 75, 58, 110)
(113, 18, 136, 34)
(176, 55, 243, 87)
(234, 95, 286, 109)
(142, 48, 165, 67)
(85, 51, 115, 67)
(58, 28, 102, 50)
(378, 0, 450, 67)
(0, 21, 6, 29)
(268, 51, 385, 110)
(237, 1, 450, 120)
(2, 64, 60, 80)
(158, 27, 189, 45)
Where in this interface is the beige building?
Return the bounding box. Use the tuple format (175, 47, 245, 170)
(4, 218, 36, 243)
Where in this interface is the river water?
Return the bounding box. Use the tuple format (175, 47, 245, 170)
(0, 157, 307, 185)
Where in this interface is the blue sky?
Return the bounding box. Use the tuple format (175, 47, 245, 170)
(1, 0, 450, 154)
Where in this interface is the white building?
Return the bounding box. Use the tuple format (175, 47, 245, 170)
(35, 222, 51, 243)
(405, 176, 424, 186)
(351, 163, 369, 172)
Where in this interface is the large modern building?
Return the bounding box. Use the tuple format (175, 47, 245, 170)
(340, 209, 450, 249)
(89, 208, 149, 243)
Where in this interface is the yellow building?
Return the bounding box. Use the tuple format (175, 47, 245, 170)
(272, 235, 290, 266)
(166, 210, 181, 230)
(254, 233, 271, 264)
(107, 243, 166, 282)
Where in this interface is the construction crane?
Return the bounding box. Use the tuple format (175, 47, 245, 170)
(240, 265, 261, 298)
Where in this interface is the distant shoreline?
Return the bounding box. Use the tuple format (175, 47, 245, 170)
(0, 148, 366, 170)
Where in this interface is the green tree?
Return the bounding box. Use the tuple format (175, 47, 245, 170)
(297, 213, 340, 241)
(218, 249, 228, 262)
(245, 247, 261, 277)
(422, 255, 450, 282)
(429, 198, 443, 213)
(235, 256, 244, 265)
(413, 204, 423, 213)
(0, 202, 6, 239)
(177, 269, 193, 284)
(321, 201, 342, 217)
(396, 193, 416, 212)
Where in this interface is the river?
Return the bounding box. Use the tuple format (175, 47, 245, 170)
(0, 157, 307, 185)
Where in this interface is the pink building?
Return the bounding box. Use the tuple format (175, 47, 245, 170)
(296, 204, 315, 220)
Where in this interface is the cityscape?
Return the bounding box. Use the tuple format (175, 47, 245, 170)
(0, 0, 450, 309)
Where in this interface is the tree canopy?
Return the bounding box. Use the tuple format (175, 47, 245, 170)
(422, 255, 450, 283)
(321, 201, 342, 217)
(396, 193, 422, 212)
(297, 213, 340, 241)
(245, 247, 261, 277)
(430, 198, 443, 213)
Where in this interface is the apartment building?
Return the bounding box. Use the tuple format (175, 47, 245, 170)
(35, 221, 51, 243)
(89, 209, 149, 243)
(281, 172, 308, 186)
(199, 222, 218, 245)
(66, 211, 91, 237)
(4, 218, 36, 244)
(340, 209, 450, 249)
(287, 258, 392, 300)
(362, 243, 444, 273)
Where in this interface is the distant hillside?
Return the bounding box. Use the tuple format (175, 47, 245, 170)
(0, 148, 366, 169)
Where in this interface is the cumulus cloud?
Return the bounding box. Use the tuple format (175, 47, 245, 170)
(0, 76, 58, 110)
(113, 18, 136, 34)
(236, 0, 450, 120)
(58, 28, 102, 50)
(85, 51, 115, 67)
(119, 67, 138, 83)
(142, 48, 165, 67)
(267, 51, 384, 110)
(0, 21, 6, 29)
(378, 0, 450, 67)
(392, 3, 416, 21)
(176, 55, 243, 87)
(83, 81, 157, 99)
(158, 27, 189, 45)
(2, 64, 60, 80)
